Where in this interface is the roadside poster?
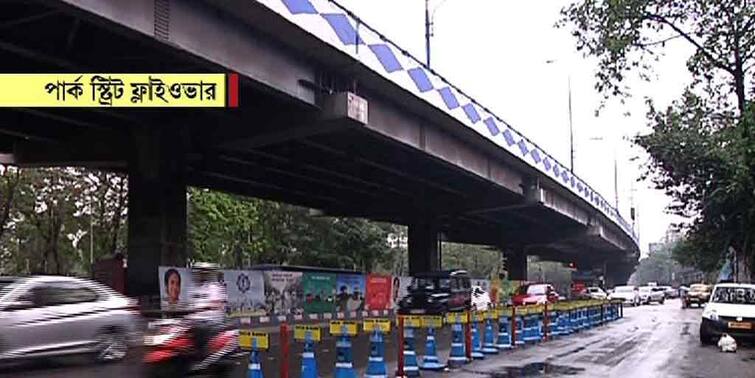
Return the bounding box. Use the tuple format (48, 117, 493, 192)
(263, 270, 304, 316)
(302, 272, 336, 314)
(224, 270, 266, 316)
(158, 266, 193, 310)
(335, 274, 366, 312)
(391, 276, 412, 310)
(365, 274, 392, 310)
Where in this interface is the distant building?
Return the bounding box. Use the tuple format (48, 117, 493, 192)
(648, 242, 665, 256)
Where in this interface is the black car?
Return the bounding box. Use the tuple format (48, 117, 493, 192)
(397, 270, 471, 315)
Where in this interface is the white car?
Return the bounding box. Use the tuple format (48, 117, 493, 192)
(638, 286, 665, 305)
(471, 285, 491, 311)
(700, 283, 755, 345)
(608, 285, 640, 306)
(586, 287, 607, 300)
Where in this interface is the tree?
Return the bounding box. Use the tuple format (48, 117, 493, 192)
(441, 243, 502, 279)
(559, 0, 755, 114)
(0, 165, 21, 242)
(561, 0, 755, 278)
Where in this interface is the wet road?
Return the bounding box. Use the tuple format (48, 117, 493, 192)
(2, 300, 753, 377)
(431, 299, 755, 378)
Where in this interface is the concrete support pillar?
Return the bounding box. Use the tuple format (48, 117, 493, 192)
(504, 250, 527, 281)
(408, 219, 440, 275)
(127, 126, 187, 297)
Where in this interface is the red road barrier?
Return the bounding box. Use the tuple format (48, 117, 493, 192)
(510, 306, 516, 348)
(280, 322, 289, 378)
(396, 316, 404, 377)
(465, 311, 472, 361)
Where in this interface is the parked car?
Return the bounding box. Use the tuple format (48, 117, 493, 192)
(397, 270, 471, 315)
(660, 286, 678, 299)
(0, 275, 141, 362)
(639, 286, 665, 305)
(683, 284, 712, 308)
(608, 285, 640, 306)
(700, 283, 755, 345)
(512, 283, 559, 306)
(586, 287, 608, 300)
(471, 285, 492, 311)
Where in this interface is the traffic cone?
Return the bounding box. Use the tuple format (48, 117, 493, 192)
(447, 322, 467, 368)
(248, 338, 263, 378)
(335, 325, 356, 378)
(365, 328, 387, 378)
(482, 318, 498, 354)
(419, 327, 445, 371)
(301, 331, 318, 378)
(471, 320, 485, 359)
(496, 315, 511, 349)
(522, 315, 535, 343)
(514, 315, 524, 346)
(402, 326, 420, 377)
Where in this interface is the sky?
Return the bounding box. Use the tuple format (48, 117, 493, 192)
(337, 0, 694, 255)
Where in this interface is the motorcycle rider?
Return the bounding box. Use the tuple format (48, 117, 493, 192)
(187, 262, 227, 358)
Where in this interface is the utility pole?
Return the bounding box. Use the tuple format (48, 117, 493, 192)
(568, 76, 574, 172)
(425, 0, 431, 67)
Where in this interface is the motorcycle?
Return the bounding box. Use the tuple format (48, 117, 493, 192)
(143, 318, 243, 377)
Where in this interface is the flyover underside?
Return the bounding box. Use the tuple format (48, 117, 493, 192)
(0, 1, 636, 294)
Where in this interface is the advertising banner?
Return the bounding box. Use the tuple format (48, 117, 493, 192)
(335, 274, 366, 312)
(158, 266, 193, 310)
(365, 274, 392, 310)
(263, 271, 304, 316)
(302, 272, 336, 314)
(391, 275, 412, 310)
(224, 270, 265, 316)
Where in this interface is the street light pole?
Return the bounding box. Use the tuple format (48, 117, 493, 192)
(425, 0, 431, 67)
(568, 75, 574, 172)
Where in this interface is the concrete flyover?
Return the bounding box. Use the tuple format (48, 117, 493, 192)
(0, 0, 639, 295)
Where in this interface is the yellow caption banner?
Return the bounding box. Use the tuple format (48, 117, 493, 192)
(363, 318, 391, 333)
(329, 321, 358, 336)
(420, 315, 443, 329)
(444, 311, 469, 324)
(0, 73, 226, 107)
(398, 315, 423, 328)
(239, 330, 269, 350)
(294, 325, 321, 342)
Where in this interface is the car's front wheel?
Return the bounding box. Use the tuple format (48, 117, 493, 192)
(94, 329, 128, 363)
(699, 323, 714, 345)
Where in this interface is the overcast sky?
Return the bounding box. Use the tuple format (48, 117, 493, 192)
(337, 0, 694, 255)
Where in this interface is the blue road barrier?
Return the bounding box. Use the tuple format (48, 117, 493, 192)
(496, 315, 512, 350)
(301, 332, 318, 378)
(365, 328, 388, 378)
(419, 327, 446, 371)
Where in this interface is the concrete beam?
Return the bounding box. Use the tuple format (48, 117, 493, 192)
(57, 0, 316, 104)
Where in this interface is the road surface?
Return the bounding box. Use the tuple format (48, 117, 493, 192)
(2, 299, 753, 377)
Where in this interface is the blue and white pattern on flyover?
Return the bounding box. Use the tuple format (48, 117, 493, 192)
(257, 0, 638, 244)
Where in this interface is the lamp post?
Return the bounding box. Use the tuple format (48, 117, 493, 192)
(545, 59, 574, 172)
(424, 0, 450, 68)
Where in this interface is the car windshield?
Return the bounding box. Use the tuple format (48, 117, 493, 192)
(690, 284, 708, 292)
(711, 287, 755, 304)
(411, 277, 450, 291)
(639, 287, 652, 292)
(615, 286, 634, 293)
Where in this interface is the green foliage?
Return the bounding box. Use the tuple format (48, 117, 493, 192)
(561, 0, 755, 276)
(560, 0, 755, 113)
(441, 243, 501, 278)
(629, 244, 684, 285)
